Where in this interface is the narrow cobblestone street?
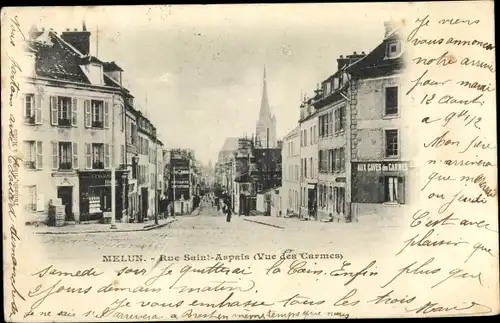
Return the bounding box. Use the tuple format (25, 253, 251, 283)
(35, 202, 399, 266)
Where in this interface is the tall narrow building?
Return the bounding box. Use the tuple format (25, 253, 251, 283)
(255, 66, 277, 148)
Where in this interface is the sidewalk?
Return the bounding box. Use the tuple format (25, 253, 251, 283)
(32, 217, 177, 235)
(242, 215, 403, 231)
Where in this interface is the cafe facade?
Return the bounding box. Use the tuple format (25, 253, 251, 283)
(346, 24, 414, 222)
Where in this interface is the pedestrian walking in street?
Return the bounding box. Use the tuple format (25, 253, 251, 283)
(224, 203, 232, 222)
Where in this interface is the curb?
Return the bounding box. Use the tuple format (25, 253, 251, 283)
(34, 219, 176, 235)
(243, 218, 285, 229)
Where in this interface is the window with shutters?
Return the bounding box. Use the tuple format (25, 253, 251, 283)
(24, 141, 36, 169)
(25, 185, 37, 212)
(57, 96, 72, 126)
(91, 100, 105, 128)
(385, 86, 399, 115)
(72, 142, 79, 169)
(92, 143, 105, 169)
(334, 109, 340, 132)
(331, 149, 336, 172)
(339, 147, 345, 172)
(328, 111, 333, 135)
(24, 94, 35, 124)
(335, 149, 341, 172)
(58, 142, 72, 170)
(339, 106, 346, 131)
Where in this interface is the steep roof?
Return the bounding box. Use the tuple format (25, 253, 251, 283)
(258, 66, 273, 121)
(284, 125, 300, 139)
(346, 30, 404, 77)
(27, 30, 127, 89)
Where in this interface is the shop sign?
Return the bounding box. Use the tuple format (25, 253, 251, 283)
(173, 180, 189, 185)
(175, 185, 190, 189)
(104, 179, 119, 186)
(356, 162, 408, 172)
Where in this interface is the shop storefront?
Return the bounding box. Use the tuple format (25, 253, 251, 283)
(307, 183, 317, 220)
(351, 161, 408, 221)
(317, 177, 347, 222)
(79, 170, 127, 222)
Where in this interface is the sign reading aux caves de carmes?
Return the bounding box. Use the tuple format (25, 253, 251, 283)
(355, 161, 409, 172)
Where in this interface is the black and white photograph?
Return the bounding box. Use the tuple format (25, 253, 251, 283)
(2, 2, 498, 321)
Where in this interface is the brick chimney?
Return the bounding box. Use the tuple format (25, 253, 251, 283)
(337, 55, 351, 70)
(348, 51, 365, 65)
(61, 22, 90, 55)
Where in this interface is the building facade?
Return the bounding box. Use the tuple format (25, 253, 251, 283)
(347, 22, 411, 222)
(315, 53, 365, 222)
(169, 149, 197, 214)
(299, 97, 319, 220)
(21, 26, 130, 224)
(281, 126, 300, 216)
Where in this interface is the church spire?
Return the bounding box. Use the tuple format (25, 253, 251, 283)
(259, 65, 271, 120)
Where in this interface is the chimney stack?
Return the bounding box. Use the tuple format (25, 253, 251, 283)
(337, 55, 350, 70)
(61, 25, 91, 55)
(384, 21, 399, 37)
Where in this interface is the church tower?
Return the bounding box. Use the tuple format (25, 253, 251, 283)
(255, 66, 277, 148)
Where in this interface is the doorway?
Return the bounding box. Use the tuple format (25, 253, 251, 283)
(141, 187, 148, 222)
(57, 186, 73, 221)
(308, 187, 317, 220)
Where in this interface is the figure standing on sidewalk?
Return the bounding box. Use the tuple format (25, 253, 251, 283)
(224, 203, 232, 222)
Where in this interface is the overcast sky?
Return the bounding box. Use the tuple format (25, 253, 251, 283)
(22, 4, 404, 165)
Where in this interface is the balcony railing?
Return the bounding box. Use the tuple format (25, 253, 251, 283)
(58, 118, 71, 126)
(59, 162, 72, 170)
(92, 161, 104, 169)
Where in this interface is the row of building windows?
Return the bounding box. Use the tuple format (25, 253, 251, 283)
(319, 106, 346, 137)
(300, 157, 317, 179)
(319, 148, 346, 173)
(138, 165, 149, 185)
(286, 129, 398, 179)
(317, 185, 346, 214)
(300, 124, 318, 147)
(286, 140, 298, 156)
(125, 117, 137, 145)
(285, 164, 299, 182)
(26, 95, 113, 129)
(24, 141, 126, 171)
(26, 94, 167, 133)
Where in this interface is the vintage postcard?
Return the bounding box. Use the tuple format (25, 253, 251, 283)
(2, 2, 498, 321)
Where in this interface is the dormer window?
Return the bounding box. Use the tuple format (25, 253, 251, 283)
(324, 83, 331, 96)
(387, 40, 401, 59)
(82, 63, 104, 85)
